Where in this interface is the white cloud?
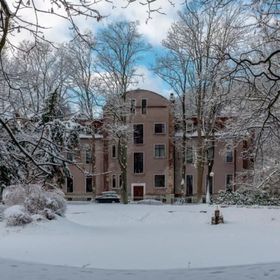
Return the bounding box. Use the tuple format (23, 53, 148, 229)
(89, 0, 183, 46)
(8, 0, 181, 95)
(9, 0, 183, 47)
(133, 65, 170, 97)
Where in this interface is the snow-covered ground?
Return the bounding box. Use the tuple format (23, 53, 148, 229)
(1, 203, 280, 279)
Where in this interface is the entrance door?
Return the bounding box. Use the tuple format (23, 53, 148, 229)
(133, 185, 144, 201)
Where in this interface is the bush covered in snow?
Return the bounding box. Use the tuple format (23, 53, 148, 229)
(24, 184, 66, 217)
(24, 186, 47, 215)
(2, 185, 26, 206)
(2, 184, 66, 226)
(4, 205, 32, 226)
(0, 204, 5, 221)
(214, 187, 280, 206)
(45, 189, 67, 216)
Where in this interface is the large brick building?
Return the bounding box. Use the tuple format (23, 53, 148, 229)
(63, 89, 250, 202)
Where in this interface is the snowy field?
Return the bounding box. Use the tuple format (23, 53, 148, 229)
(1, 203, 280, 279)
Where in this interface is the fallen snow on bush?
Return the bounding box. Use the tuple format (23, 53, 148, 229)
(0, 204, 5, 221)
(2, 184, 66, 226)
(2, 185, 26, 206)
(45, 189, 67, 216)
(4, 205, 32, 226)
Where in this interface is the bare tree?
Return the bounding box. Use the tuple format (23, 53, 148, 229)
(0, 39, 76, 184)
(0, 0, 175, 186)
(65, 33, 104, 197)
(153, 40, 191, 198)
(95, 21, 149, 203)
(155, 0, 247, 202)
(222, 0, 280, 191)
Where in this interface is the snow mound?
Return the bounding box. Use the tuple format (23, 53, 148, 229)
(136, 199, 163, 205)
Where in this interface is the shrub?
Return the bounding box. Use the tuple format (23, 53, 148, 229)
(24, 186, 66, 218)
(2, 185, 26, 206)
(214, 186, 280, 206)
(45, 189, 66, 216)
(43, 208, 56, 220)
(4, 205, 32, 226)
(136, 199, 163, 205)
(0, 204, 5, 221)
(3, 184, 67, 226)
(24, 191, 47, 214)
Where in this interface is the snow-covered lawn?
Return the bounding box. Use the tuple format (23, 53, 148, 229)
(1, 203, 280, 279)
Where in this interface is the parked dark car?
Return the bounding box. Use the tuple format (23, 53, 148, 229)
(95, 191, 120, 203)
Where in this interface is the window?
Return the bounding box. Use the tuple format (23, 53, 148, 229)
(134, 152, 144, 173)
(67, 177, 73, 193)
(154, 123, 166, 134)
(86, 177, 93, 192)
(155, 144, 166, 158)
(155, 175, 165, 188)
(67, 152, 73, 161)
(112, 145, 117, 158)
(112, 175, 117, 189)
(226, 174, 233, 191)
(119, 174, 123, 189)
(186, 175, 193, 196)
(186, 146, 194, 164)
(130, 99, 136, 114)
(85, 150, 92, 164)
(226, 145, 233, 163)
(134, 124, 144, 144)
(243, 158, 249, 169)
(141, 99, 147, 114)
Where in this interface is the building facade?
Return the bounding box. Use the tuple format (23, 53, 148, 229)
(103, 89, 175, 202)
(174, 136, 250, 202)
(63, 89, 250, 202)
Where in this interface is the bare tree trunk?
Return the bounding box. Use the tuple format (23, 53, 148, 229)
(181, 95, 187, 197)
(118, 138, 128, 204)
(196, 135, 205, 203)
(91, 126, 96, 198)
